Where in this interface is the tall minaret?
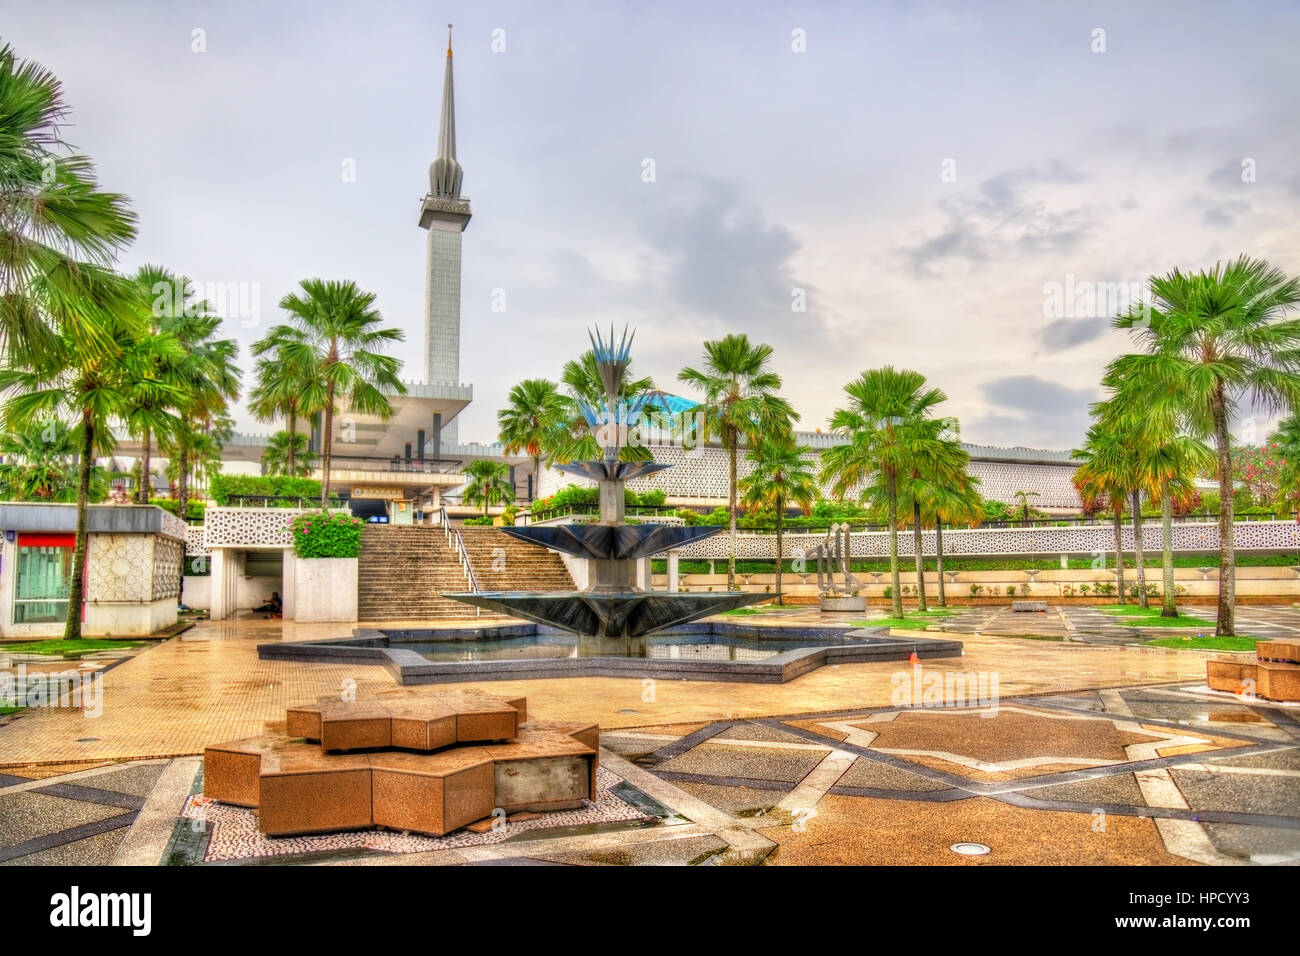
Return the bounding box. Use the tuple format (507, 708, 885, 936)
(419, 23, 471, 447)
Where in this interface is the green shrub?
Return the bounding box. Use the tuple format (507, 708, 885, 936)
(210, 474, 342, 506)
(463, 516, 494, 526)
(288, 510, 363, 558)
(150, 498, 205, 521)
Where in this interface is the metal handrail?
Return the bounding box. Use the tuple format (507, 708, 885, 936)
(226, 494, 346, 508)
(450, 522, 481, 618)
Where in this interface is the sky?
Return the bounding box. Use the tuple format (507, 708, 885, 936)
(5, 0, 1299, 451)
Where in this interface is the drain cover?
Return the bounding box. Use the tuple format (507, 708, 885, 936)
(75, 737, 100, 743)
(617, 708, 637, 714)
(950, 842, 990, 856)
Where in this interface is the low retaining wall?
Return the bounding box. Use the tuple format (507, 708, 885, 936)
(257, 624, 964, 684)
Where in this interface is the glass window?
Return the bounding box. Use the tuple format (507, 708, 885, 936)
(14, 544, 73, 624)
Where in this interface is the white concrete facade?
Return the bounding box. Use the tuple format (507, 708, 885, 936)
(292, 557, 358, 622)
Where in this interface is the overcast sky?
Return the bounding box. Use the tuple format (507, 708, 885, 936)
(6, 0, 1298, 450)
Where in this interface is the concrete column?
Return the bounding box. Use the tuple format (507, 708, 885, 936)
(1060, 554, 1069, 569)
(209, 548, 242, 621)
(282, 549, 297, 620)
(637, 557, 652, 591)
(667, 550, 680, 592)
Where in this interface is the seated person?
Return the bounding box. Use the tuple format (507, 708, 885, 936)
(253, 591, 283, 616)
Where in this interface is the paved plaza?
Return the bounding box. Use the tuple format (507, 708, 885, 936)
(3, 607, 1297, 865)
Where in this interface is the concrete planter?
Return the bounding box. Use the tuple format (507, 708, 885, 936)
(292, 557, 358, 622)
(819, 595, 866, 612)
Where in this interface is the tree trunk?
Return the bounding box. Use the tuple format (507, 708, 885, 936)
(1212, 387, 1236, 635)
(1112, 504, 1126, 604)
(64, 409, 93, 640)
(532, 454, 540, 502)
(887, 471, 902, 618)
(177, 439, 189, 528)
(1160, 479, 1177, 617)
(320, 387, 335, 507)
(137, 426, 151, 504)
(1131, 490, 1148, 608)
(935, 517, 947, 607)
(912, 497, 927, 611)
(286, 400, 297, 475)
(774, 503, 783, 605)
(727, 429, 737, 591)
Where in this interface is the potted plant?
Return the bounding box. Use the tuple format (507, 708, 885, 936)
(286, 509, 363, 622)
(819, 586, 866, 612)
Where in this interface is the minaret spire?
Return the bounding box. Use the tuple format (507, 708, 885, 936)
(430, 22, 463, 198)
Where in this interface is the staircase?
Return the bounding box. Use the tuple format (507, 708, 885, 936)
(457, 526, 576, 592)
(357, 526, 483, 622)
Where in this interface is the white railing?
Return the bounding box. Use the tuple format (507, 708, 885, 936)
(666, 519, 1300, 560)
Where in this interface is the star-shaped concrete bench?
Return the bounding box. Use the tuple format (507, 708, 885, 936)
(285, 690, 527, 752)
(1208, 639, 1300, 701)
(203, 693, 602, 837)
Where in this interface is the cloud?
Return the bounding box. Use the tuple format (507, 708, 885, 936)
(637, 176, 807, 328)
(1039, 316, 1109, 351)
(967, 375, 1098, 448)
(897, 162, 1093, 277)
(1199, 197, 1251, 229)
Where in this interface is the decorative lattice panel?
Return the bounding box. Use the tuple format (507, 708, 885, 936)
(537, 444, 1081, 507)
(158, 510, 189, 542)
(185, 525, 208, 558)
(669, 520, 1300, 560)
(201, 508, 345, 549)
(86, 534, 152, 602)
(152, 537, 183, 601)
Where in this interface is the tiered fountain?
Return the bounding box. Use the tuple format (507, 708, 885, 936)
(446, 326, 765, 653)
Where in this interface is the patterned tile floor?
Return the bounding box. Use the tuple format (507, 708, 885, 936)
(612, 682, 1300, 865)
(182, 766, 652, 863)
(2, 610, 1297, 865)
(0, 614, 1214, 767)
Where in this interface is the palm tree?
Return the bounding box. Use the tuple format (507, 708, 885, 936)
(1012, 490, 1040, 522)
(0, 310, 184, 638)
(0, 45, 138, 370)
(276, 280, 407, 505)
(821, 367, 946, 619)
(1115, 256, 1300, 634)
(123, 265, 205, 503)
(739, 433, 818, 604)
(902, 428, 978, 608)
(261, 429, 316, 477)
(1082, 401, 1154, 607)
(1102, 360, 1216, 616)
(156, 304, 240, 521)
(0, 421, 106, 502)
(552, 349, 659, 464)
(462, 459, 515, 517)
(679, 334, 796, 590)
(498, 378, 566, 500)
(249, 324, 322, 478)
(1073, 424, 1133, 605)
(1267, 414, 1300, 515)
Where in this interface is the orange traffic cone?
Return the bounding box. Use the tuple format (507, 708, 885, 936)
(909, 650, 920, 664)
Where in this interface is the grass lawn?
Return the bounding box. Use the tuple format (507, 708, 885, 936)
(853, 608, 957, 630)
(0, 705, 24, 716)
(1097, 606, 1216, 628)
(0, 638, 143, 658)
(1146, 635, 1260, 652)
